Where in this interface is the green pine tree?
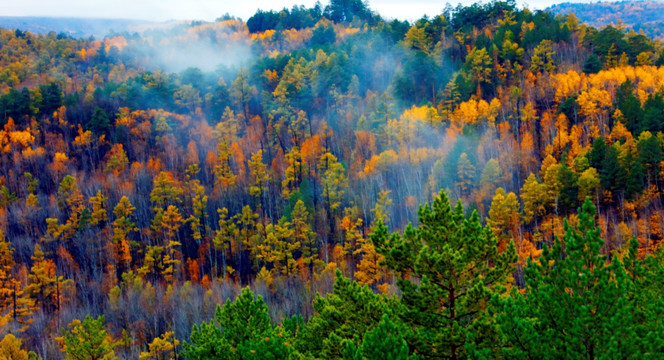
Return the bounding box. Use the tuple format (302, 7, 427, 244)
(557, 157, 579, 211)
(623, 237, 664, 358)
(343, 314, 415, 360)
(296, 271, 390, 359)
(60, 315, 118, 360)
(495, 198, 639, 359)
(183, 287, 289, 360)
(582, 53, 602, 74)
(372, 189, 516, 359)
(88, 106, 111, 135)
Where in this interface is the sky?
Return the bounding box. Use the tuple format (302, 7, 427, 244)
(0, 0, 577, 23)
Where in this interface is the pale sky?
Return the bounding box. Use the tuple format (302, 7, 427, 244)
(0, 0, 571, 23)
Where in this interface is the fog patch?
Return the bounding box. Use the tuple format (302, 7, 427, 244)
(127, 20, 254, 73)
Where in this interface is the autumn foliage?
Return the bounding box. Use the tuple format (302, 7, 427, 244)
(0, 0, 663, 358)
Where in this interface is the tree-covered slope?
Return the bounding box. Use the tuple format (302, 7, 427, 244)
(548, 0, 664, 40)
(0, 0, 663, 358)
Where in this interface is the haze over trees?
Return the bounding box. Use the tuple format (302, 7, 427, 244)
(0, 0, 663, 358)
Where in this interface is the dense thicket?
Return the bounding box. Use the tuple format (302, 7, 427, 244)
(0, 0, 664, 357)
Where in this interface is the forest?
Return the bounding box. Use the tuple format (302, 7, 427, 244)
(548, 0, 664, 40)
(0, 0, 664, 358)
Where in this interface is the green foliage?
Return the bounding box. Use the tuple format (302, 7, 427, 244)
(38, 82, 63, 116)
(495, 199, 647, 358)
(636, 132, 663, 184)
(325, 0, 374, 23)
(373, 189, 517, 359)
(463, 47, 493, 96)
(641, 92, 664, 133)
(4, 2, 664, 359)
(623, 238, 664, 356)
(311, 22, 337, 47)
(247, 6, 323, 33)
(449, 0, 516, 32)
(88, 106, 111, 135)
(393, 51, 440, 105)
(60, 315, 118, 360)
(530, 39, 556, 73)
(296, 271, 390, 359)
(343, 315, 414, 360)
(150, 171, 182, 207)
(616, 79, 643, 132)
(183, 287, 289, 360)
(582, 53, 602, 74)
(557, 158, 578, 211)
(0, 87, 32, 124)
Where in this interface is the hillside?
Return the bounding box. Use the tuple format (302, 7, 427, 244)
(548, 0, 664, 40)
(0, 16, 155, 39)
(0, 0, 664, 358)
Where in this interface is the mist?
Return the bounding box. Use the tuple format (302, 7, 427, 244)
(119, 20, 255, 74)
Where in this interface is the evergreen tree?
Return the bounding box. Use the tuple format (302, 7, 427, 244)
(325, 0, 373, 23)
(582, 53, 602, 74)
(183, 287, 289, 360)
(616, 80, 643, 132)
(495, 199, 639, 358)
(599, 144, 624, 196)
(636, 133, 663, 185)
(373, 190, 516, 359)
(88, 106, 111, 135)
(623, 238, 664, 357)
(641, 93, 664, 133)
(311, 22, 337, 46)
(60, 315, 118, 360)
(343, 315, 414, 360)
(38, 82, 63, 117)
(622, 150, 644, 199)
(296, 271, 390, 359)
(557, 159, 579, 211)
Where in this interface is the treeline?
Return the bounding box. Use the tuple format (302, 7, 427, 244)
(247, 0, 378, 33)
(57, 193, 664, 359)
(0, 0, 663, 357)
(549, 0, 664, 41)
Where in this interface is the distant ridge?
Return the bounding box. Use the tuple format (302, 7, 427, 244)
(548, 0, 664, 40)
(0, 16, 155, 38)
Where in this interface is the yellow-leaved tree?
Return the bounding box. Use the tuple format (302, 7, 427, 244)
(139, 331, 179, 360)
